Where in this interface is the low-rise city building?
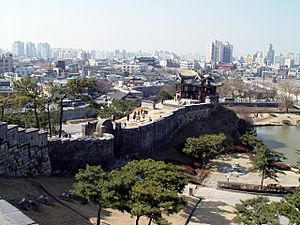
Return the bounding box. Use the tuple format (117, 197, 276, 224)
(0, 53, 13, 74)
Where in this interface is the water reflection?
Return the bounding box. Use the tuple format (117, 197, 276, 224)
(257, 126, 300, 166)
(258, 137, 287, 149)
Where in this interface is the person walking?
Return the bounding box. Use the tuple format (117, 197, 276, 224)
(133, 111, 137, 121)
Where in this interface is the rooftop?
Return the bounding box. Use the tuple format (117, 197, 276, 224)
(0, 199, 37, 225)
(7, 125, 18, 130)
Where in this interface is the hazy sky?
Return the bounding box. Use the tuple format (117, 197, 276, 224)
(1, 0, 299, 55)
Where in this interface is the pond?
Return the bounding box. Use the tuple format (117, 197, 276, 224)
(257, 126, 300, 166)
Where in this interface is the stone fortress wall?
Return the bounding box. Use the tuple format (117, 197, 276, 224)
(0, 103, 249, 176)
(113, 102, 250, 158)
(0, 121, 115, 176)
(48, 134, 114, 175)
(114, 103, 212, 156)
(0, 122, 51, 176)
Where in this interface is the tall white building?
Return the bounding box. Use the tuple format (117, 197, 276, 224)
(274, 54, 285, 66)
(37, 43, 51, 59)
(264, 44, 275, 65)
(295, 54, 300, 66)
(255, 52, 265, 65)
(206, 40, 223, 63)
(12, 41, 25, 57)
(206, 40, 233, 63)
(285, 58, 295, 68)
(26, 42, 37, 57)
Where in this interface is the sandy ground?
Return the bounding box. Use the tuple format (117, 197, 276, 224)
(203, 153, 300, 188)
(97, 195, 197, 225)
(0, 177, 195, 225)
(0, 177, 90, 225)
(251, 113, 300, 126)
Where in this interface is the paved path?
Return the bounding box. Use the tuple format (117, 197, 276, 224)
(185, 152, 299, 225)
(193, 187, 281, 206)
(184, 184, 282, 225)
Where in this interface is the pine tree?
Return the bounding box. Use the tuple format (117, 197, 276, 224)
(183, 134, 227, 168)
(234, 197, 280, 225)
(109, 159, 188, 225)
(72, 165, 112, 225)
(251, 143, 285, 189)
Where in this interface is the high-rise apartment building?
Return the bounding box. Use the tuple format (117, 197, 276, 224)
(12, 41, 25, 57)
(274, 54, 285, 66)
(37, 43, 51, 59)
(222, 42, 233, 63)
(265, 44, 275, 65)
(254, 52, 265, 65)
(206, 40, 223, 63)
(26, 42, 37, 57)
(285, 58, 295, 68)
(206, 40, 233, 63)
(0, 53, 13, 74)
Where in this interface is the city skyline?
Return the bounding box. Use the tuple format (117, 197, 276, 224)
(4, 39, 300, 61)
(1, 0, 300, 55)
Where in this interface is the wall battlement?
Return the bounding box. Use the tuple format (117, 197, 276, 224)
(0, 122, 51, 176)
(0, 120, 115, 176)
(0, 103, 250, 176)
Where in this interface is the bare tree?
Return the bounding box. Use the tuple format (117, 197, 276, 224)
(294, 86, 300, 104)
(243, 88, 256, 102)
(276, 80, 298, 113)
(217, 78, 245, 99)
(94, 80, 112, 94)
(265, 89, 276, 102)
(234, 107, 253, 123)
